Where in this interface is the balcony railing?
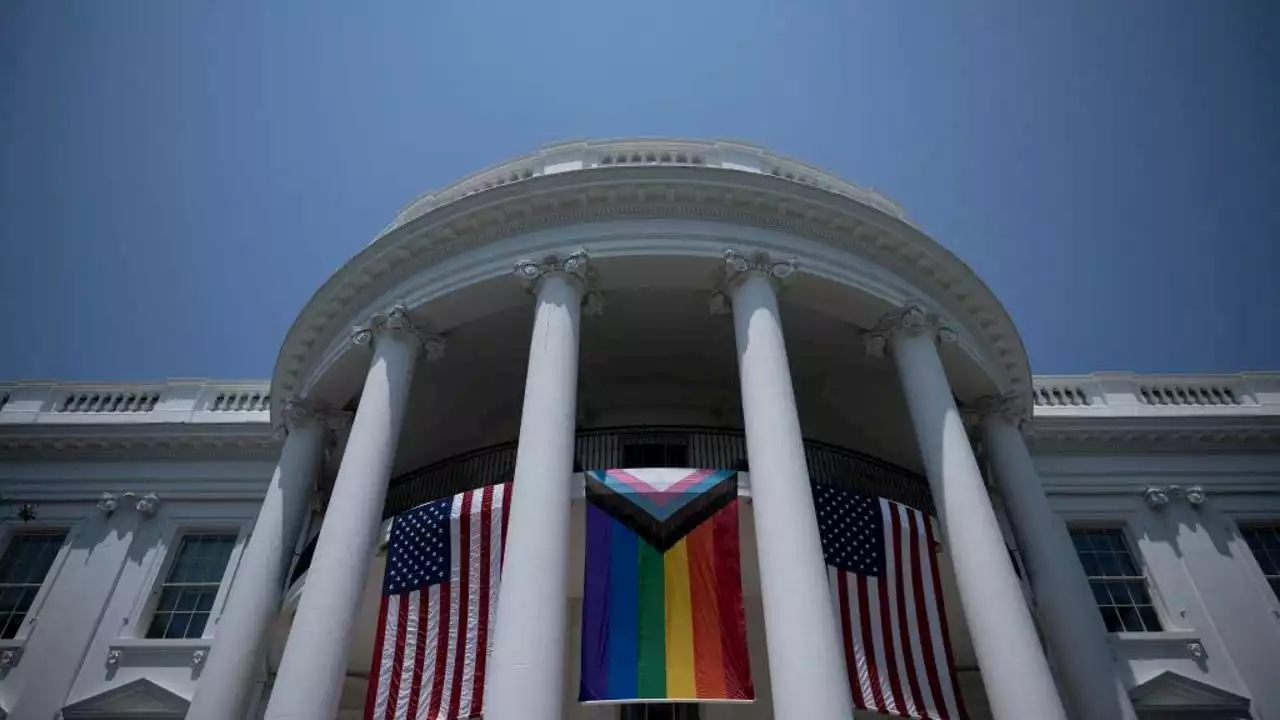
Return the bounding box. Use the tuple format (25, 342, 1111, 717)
(290, 426, 930, 584)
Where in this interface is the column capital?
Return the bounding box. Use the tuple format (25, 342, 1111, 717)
(279, 397, 353, 437)
(709, 249, 798, 313)
(861, 301, 958, 358)
(514, 250, 602, 314)
(350, 304, 446, 358)
(963, 392, 1032, 432)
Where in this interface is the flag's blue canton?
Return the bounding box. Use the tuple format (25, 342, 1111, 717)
(383, 497, 451, 594)
(814, 484, 885, 577)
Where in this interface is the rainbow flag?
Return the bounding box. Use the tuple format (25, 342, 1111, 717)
(579, 468, 754, 704)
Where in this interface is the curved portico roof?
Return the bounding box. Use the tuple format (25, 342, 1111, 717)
(269, 138, 1033, 422)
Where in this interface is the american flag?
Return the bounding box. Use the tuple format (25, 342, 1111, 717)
(815, 484, 967, 720)
(364, 483, 511, 720)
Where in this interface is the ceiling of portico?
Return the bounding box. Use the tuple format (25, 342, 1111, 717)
(343, 282, 967, 480)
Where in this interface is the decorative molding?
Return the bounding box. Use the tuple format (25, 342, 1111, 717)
(1184, 485, 1206, 508)
(1144, 486, 1171, 510)
(513, 250, 602, 314)
(861, 301, 959, 359)
(105, 649, 122, 667)
(278, 397, 353, 438)
(134, 493, 160, 518)
(1028, 420, 1280, 453)
(0, 648, 19, 669)
(963, 392, 1031, 431)
(191, 649, 207, 667)
(709, 249, 798, 311)
(350, 304, 446, 359)
(1185, 640, 1206, 659)
(1144, 485, 1208, 511)
(97, 493, 119, 516)
(267, 163, 1035, 416)
(1127, 669, 1250, 711)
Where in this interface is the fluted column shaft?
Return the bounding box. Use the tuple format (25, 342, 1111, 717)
(979, 405, 1138, 720)
(722, 250, 855, 720)
(484, 252, 589, 720)
(264, 307, 435, 720)
(187, 401, 333, 720)
(871, 304, 1068, 720)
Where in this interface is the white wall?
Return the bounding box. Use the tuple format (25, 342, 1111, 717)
(1038, 450, 1280, 719)
(0, 457, 275, 718)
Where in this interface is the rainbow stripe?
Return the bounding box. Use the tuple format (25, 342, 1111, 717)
(579, 495, 754, 702)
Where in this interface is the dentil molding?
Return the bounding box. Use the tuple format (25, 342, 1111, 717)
(268, 164, 1032, 420)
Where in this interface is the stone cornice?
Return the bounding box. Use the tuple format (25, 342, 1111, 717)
(270, 163, 1033, 420)
(1027, 415, 1280, 453)
(0, 423, 279, 461)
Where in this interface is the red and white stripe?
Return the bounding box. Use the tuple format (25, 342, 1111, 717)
(829, 499, 966, 720)
(366, 483, 511, 720)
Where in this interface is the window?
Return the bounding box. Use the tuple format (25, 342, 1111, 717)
(0, 532, 67, 639)
(619, 705, 700, 720)
(622, 441, 689, 468)
(1240, 525, 1280, 599)
(1070, 528, 1162, 632)
(146, 533, 237, 639)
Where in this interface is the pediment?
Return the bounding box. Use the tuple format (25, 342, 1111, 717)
(1130, 671, 1250, 711)
(62, 678, 189, 719)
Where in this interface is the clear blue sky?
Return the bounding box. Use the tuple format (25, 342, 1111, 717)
(2, 0, 1277, 381)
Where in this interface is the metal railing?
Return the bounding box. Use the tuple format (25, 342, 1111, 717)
(290, 426, 930, 583)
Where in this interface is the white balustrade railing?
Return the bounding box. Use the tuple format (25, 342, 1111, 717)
(1031, 372, 1279, 417)
(0, 380, 272, 426)
(389, 138, 910, 229)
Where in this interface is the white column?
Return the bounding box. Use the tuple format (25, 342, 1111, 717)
(720, 250, 854, 720)
(188, 399, 337, 720)
(485, 251, 591, 720)
(976, 398, 1138, 720)
(865, 303, 1069, 720)
(264, 306, 440, 720)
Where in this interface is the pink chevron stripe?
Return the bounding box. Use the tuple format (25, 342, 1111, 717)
(604, 469, 718, 507)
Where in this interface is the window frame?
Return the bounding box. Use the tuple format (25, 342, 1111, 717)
(130, 520, 251, 641)
(1236, 522, 1280, 605)
(0, 520, 77, 643)
(1068, 523, 1166, 634)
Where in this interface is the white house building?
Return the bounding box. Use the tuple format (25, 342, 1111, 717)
(1, 138, 1278, 720)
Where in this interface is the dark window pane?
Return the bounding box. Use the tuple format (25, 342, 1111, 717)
(1, 613, 24, 639)
(622, 444, 689, 469)
(186, 613, 209, 638)
(1117, 606, 1142, 632)
(156, 588, 182, 611)
(1124, 580, 1154, 606)
(147, 613, 172, 639)
(1091, 582, 1112, 605)
(1099, 606, 1123, 633)
(1071, 532, 1092, 551)
(1097, 554, 1122, 577)
(164, 613, 193, 640)
(1079, 554, 1102, 576)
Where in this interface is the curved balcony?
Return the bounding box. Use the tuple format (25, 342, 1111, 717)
(289, 425, 930, 585)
